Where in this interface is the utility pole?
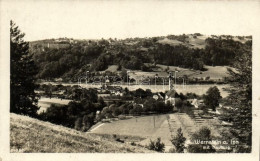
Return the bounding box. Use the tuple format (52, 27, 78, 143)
(169, 72, 173, 90)
(127, 71, 130, 86)
(174, 70, 179, 90)
(183, 77, 184, 89)
(86, 71, 89, 85)
(155, 74, 158, 89)
(153, 115, 155, 128)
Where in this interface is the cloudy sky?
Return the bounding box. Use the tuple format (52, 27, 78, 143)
(2, 0, 260, 41)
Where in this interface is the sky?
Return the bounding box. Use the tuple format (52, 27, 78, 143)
(2, 0, 260, 41)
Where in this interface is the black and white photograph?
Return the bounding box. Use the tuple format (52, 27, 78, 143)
(0, 0, 260, 161)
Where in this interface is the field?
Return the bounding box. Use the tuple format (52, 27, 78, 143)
(129, 64, 233, 80)
(10, 113, 153, 153)
(104, 65, 119, 73)
(37, 97, 71, 113)
(157, 38, 184, 46)
(187, 35, 207, 49)
(90, 113, 228, 152)
(157, 35, 207, 49)
(196, 65, 232, 80)
(90, 114, 173, 151)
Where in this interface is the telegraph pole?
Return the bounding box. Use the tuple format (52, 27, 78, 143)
(174, 70, 179, 90)
(155, 73, 158, 89)
(169, 72, 172, 90)
(153, 115, 155, 128)
(86, 71, 89, 84)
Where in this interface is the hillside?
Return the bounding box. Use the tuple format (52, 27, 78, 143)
(119, 64, 234, 81)
(10, 113, 153, 153)
(29, 34, 251, 81)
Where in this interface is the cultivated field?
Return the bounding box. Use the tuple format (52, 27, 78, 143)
(10, 113, 153, 153)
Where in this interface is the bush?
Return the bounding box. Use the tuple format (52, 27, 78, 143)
(113, 108, 121, 116)
(187, 127, 216, 153)
(171, 128, 186, 153)
(147, 137, 165, 152)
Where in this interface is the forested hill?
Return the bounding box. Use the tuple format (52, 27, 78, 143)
(29, 34, 252, 81)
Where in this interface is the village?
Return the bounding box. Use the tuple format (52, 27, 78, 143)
(35, 71, 234, 152)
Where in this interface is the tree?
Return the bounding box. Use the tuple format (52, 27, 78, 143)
(175, 98, 183, 112)
(187, 127, 216, 153)
(74, 117, 83, 131)
(224, 42, 252, 152)
(203, 86, 222, 111)
(82, 113, 95, 131)
(10, 20, 39, 116)
(147, 137, 165, 152)
(120, 68, 128, 82)
(171, 128, 186, 153)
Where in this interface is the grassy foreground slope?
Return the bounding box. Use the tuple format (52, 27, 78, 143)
(10, 113, 153, 153)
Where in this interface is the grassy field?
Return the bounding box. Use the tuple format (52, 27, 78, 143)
(91, 114, 167, 137)
(194, 65, 232, 80)
(104, 65, 119, 73)
(90, 114, 173, 151)
(90, 113, 228, 152)
(157, 36, 207, 49)
(129, 64, 233, 80)
(10, 113, 153, 153)
(187, 35, 207, 49)
(157, 38, 184, 46)
(37, 97, 71, 114)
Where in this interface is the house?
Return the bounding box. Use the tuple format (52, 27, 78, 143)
(165, 90, 177, 106)
(115, 91, 123, 96)
(191, 99, 199, 108)
(97, 93, 111, 98)
(190, 99, 203, 109)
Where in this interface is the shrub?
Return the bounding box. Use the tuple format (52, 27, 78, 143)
(187, 127, 216, 153)
(171, 128, 186, 153)
(147, 137, 165, 152)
